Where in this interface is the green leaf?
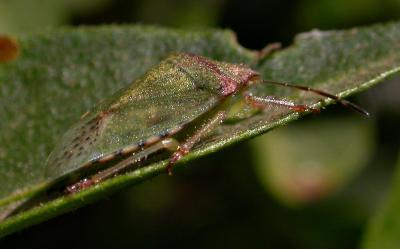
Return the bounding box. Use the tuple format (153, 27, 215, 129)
(361, 152, 400, 249)
(0, 22, 399, 237)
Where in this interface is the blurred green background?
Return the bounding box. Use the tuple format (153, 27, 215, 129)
(1, 0, 400, 248)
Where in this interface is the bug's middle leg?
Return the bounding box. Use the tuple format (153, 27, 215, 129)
(166, 110, 226, 175)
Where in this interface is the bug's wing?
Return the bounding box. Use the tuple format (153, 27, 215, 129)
(45, 54, 222, 179)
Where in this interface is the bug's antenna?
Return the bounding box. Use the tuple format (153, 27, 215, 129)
(262, 80, 370, 117)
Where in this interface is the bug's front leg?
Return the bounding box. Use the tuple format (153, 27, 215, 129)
(244, 94, 320, 114)
(248, 80, 369, 116)
(166, 111, 226, 175)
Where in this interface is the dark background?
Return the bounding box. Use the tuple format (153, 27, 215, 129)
(1, 0, 400, 248)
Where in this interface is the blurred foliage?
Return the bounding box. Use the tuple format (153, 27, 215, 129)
(0, 0, 399, 248)
(135, 0, 222, 28)
(0, 0, 112, 34)
(297, 0, 400, 30)
(362, 151, 400, 249)
(251, 116, 375, 206)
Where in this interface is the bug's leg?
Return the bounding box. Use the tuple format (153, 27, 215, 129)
(261, 80, 369, 116)
(66, 138, 179, 193)
(244, 94, 320, 113)
(166, 111, 226, 175)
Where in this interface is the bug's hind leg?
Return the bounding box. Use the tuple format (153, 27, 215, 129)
(167, 111, 226, 175)
(66, 138, 179, 193)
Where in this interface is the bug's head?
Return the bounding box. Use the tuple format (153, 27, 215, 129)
(225, 63, 261, 87)
(207, 61, 261, 96)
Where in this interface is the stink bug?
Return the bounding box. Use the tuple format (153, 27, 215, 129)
(45, 52, 368, 193)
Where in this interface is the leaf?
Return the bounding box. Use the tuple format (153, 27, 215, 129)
(0, 22, 399, 237)
(361, 151, 400, 249)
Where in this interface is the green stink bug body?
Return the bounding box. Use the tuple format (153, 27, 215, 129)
(46, 53, 258, 189)
(45, 52, 367, 192)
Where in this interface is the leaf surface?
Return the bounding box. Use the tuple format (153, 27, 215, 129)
(0, 22, 399, 237)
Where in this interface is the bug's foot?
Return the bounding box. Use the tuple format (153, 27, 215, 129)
(166, 164, 174, 176)
(166, 149, 186, 176)
(291, 105, 320, 114)
(309, 107, 321, 115)
(65, 178, 94, 194)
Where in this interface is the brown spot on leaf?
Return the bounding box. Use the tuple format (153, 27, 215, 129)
(0, 36, 19, 63)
